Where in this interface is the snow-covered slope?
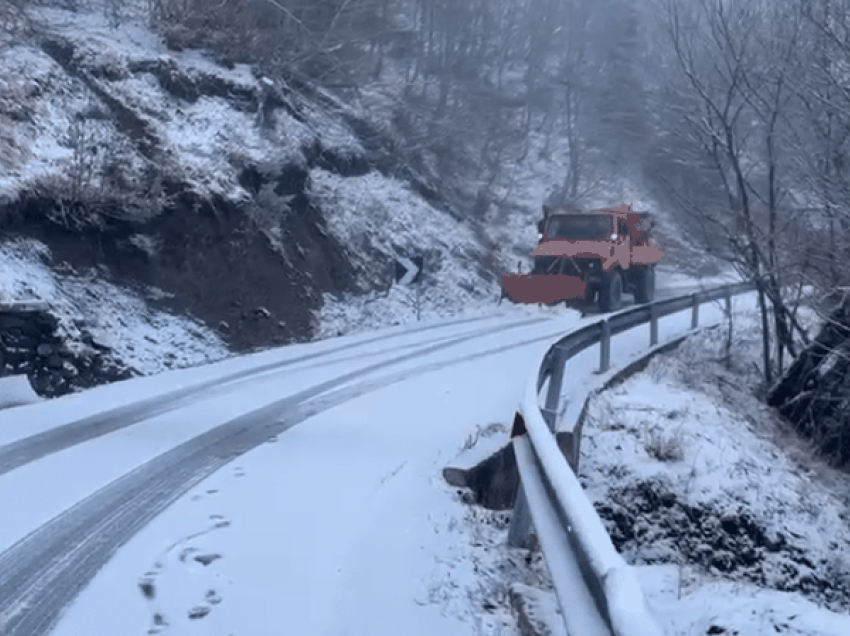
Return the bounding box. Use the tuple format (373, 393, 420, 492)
(0, 3, 512, 374)
(580, 307, 850, 633)
(0, 239, 228, 375)
(0, 6, 363, 204)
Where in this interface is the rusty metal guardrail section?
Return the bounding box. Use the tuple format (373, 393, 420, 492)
(507, 281, 754, 636)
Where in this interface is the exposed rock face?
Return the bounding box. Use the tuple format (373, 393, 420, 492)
(767, 298, 850, 469)
(0, 309, 135, 397)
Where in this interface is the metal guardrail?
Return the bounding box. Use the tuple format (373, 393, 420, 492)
(507, 281, 755, 636)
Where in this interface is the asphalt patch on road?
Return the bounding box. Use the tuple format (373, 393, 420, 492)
(593, 478, 850, 612)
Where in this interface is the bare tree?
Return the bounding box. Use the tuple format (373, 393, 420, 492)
(656, 0, 812, 384)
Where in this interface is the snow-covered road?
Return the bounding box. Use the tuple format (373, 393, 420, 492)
(0, 305, 588, 636)
(0, 282, 769, 636)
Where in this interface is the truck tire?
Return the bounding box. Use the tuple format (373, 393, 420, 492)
(633, 266, 655, 304)
(598, 270, 623, 313)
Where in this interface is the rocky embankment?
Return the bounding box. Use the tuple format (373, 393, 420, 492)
(0, 307, 134, 397)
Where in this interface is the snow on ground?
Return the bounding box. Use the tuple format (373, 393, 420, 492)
(42, 311, 582, 636)
(0, 238, 228, 374)
(578, 304, 850, 634)
(25, 289, 765, 636)
(313, 282, 572, 339)
(0, 310, 568, 450)
(648, 574, 850, 636)
(309, 167, 555, 337)
(0, 276, 797, 636)
(0, 4, 363, 204)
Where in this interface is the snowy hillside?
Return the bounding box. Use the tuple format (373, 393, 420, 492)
(579, 306, 850, 634)
(0, 3, 518, 375)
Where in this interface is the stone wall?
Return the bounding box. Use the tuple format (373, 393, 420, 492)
(0, 308, 136, 398)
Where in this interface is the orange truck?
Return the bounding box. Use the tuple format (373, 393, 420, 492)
(501, 203, 663, 312)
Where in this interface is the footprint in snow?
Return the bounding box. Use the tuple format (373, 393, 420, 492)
(186, 588, 224, 621)
(139, 575, 156, 600)
(194, 553, 222, 566)
(147, 612, 168, 634)
(188, 605, 211, 620)
(140, 518, 232, 629)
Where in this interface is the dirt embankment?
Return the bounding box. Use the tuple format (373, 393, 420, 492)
(2, 171, 354, 352)
(595, 478, 850, 611)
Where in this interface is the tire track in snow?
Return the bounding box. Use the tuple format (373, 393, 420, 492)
(0, 316, 564, 636)
(0, 313, 542, 478)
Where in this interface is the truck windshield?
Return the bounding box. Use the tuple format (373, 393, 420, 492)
(546, 215, 611, 240)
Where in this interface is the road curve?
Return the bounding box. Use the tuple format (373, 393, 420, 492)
(0, 282, 717, 635)
(0, 313, 541, 479)
(0, 314, 566, 636)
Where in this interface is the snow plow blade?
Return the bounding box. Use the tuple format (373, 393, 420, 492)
(502, 273, 586, 305)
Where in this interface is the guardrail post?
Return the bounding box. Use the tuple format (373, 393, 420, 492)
(598, 320, 611, 373)
(544, 346, 567, 432)
(650, 304, 659, 346)
(691, 293, 700, 329)
(507, 487, 533, 548)
(507, 413, 533, 548)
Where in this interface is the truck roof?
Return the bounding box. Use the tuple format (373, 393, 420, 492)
(548, 209, 652, 218)
(544, 204, 652, 217)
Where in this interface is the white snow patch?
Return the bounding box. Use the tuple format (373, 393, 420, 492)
(309, 168, 530, 336)
(1, 4, 364, 204)
(579, 306, 850, 629)
(652, 578, 850, 636)
(0, 239, 228, 375)
(44, 317, 567, 636)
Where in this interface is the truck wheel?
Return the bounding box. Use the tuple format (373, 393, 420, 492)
(598, 270, 623, 313)
(584, 284, 597, 307)
(633, 266, 655, 304)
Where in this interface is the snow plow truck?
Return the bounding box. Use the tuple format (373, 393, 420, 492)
(501, 203, 663, 312)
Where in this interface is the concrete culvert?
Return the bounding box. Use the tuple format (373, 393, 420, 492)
(443, 423, 520, 510)
(443, 423, 578, 511)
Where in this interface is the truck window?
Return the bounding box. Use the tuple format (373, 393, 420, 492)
(547, 215, 611, 240)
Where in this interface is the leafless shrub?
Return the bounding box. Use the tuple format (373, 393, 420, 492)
(644, 426, 685, 463)
(33, 102, 172, 229)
